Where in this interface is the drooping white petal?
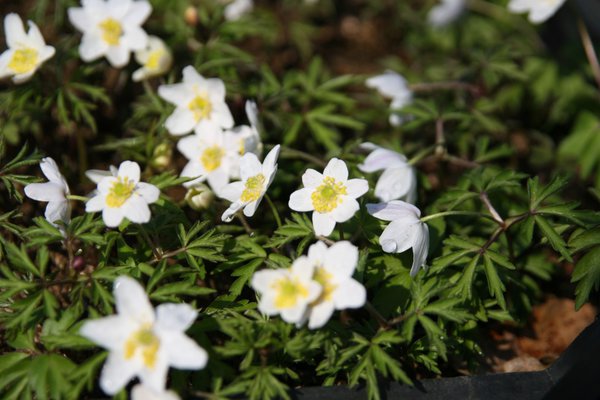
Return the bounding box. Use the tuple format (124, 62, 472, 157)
(366, 200, 421, 221)
(156, 303, 197, 332)
(374, 166, 415, 203)
(114, 276, 155, 324)
(24, 182, 65, 202)
(222, 201, 244, 222)
(410, 223, 430, 276)
(358, 147, 408, 173)
(379, 218, 422, 254)
(45, 200, 70, 225)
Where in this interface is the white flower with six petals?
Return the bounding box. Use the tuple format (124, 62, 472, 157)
(133, 35, 173, 82)
(507, 0, 567, 24)
(85, 160, 160, 227)
(289, 158, 369, 237)
(366, 70, 413, 127)
(0, 14, 55, 84)
(80, 276, 208, 395)
(68, 0, 152, 67)
(367, 200, 429, 277)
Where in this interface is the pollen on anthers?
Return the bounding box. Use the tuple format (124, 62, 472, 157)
(240, 174, 265, 203)
(311, 176, 347, 213)
(106, 177, 136, 208)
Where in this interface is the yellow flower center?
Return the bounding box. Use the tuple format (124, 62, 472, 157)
(99, 18, 123, 46)
(273, 276, 310, 309)
(8, 48, 39, 74)
(105, 177, 135, 208)
(312, 266, 337, 304)
(200, 146, 225, 172)
(188, 95, 213, 121)
(145, 49, 163, 70)
(311, 176, 347, 213)
(124, 327, 160, 369)
(240, 173, 265, 203)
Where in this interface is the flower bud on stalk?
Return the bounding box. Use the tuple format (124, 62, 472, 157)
(185, 184, 214, 211)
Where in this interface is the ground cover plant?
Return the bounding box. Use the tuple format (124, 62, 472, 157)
(1, 0, 600, 399)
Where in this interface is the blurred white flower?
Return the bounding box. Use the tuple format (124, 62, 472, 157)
(507, 0, 566, 24)
(80, 276, 207, 395)
(223, 0, 254, 21)
(68, 0, 152, 67)
(177, 127, 240, 193)
(427, 0, 466, 28)
(358, 142, 417, 204)
(366, 70, 413, 126)
(0, 14, 55, 84)
(251, 257, 322, 324)
(158, 66, 234, 136)
(85, 161, 160, 227)
(24, 157, 70, 229)
(133, 36, 172, 81)
(303, 241, 366, 329)
(289, 158, 368, 237)
(131, 384, 180, 400)
(220, 145, 280, 222)
(367, 201, 429, 277)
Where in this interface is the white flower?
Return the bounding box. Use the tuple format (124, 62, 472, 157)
(358, 142, 417, 204)
(303, 241, 366, 329)
(507, 0, 566, 24)
(427, 0, 466, 28)
(366, 70, 413, 127)
(289, 158, 369, 237)
(68, 0, 151, 68)
(85, 161, 160, 227)
(251, 257, 322, 324)
(177, 127, 241, 193)
(80, 276, 208, 395)
(220, 145, 280, 222)
(158, 66, 234, 136)
(24, 157, 70, 228)
(133, 36, 172, 82)
(367, 201, 429, 277)
(223, 0, 254, 21)
(229, 100, 263, 158)
(131, 384, 180, 400)
(0, 14, 55, 84)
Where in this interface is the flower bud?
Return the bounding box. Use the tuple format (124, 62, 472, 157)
(150, 142, 172, 171)
(184, 6, 198, 26)
(185, 184, 214, 211)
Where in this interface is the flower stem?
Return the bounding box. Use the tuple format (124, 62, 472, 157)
(420, 210, 491, 223)
(316, 235, 336, 246)
(66, 194, 89, 202)
(264, 194, 282, 228)
(139, 226, 161, 260)
(365, 301, 390, 330)
(237, 212, 254, 235)
(577, 17, 600, 92)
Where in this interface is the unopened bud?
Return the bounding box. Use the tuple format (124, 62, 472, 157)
(184, 6, 198, 26)
(150, 142, 172, 171)
(185, 184, 215, 211)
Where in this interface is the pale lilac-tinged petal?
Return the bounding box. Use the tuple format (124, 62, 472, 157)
(366, 70, 410, 100)
(106, 45, 130, 68)
(239, 153, 262, 180)
(158, 83, 194, 106)
(345, 178, 369, 198)
(45, 200, 70, 225)
(251, 269, 284, 293)
(79, 315, 134, 350)
(117, 160, 140, 183)
(25, 182, 65, 202)
(137, 352, 169, 393)
(136, 182, 160, 203)
(289, 188, 315, 212)
(68, 8, 93, 33)
(131, 385, 180, 400)
(219, 181, 244, 202)
(103, 205, 124, 227)
(121, 26, 148, 51)
(302, 169, 323, 188)
(156, 303, 197, 332)
(4, 14, 27, 48)
(114, 276, 155, 324)
(374, 166, 414, 203)
(182, 65, 204, 84)
(330, 197, 359, 223)
(410, 223, 429, 277)
(26, 21, 46, 48)
(323, 241, 358, 279)
(358, 148, 407, 173)
(85, 194, 105, 212)
(307, 241, 328, 264)
(161, 331, 208, 369)
(307, 300, 335, 329)
(332, 279, 366, 309)
(312, 211, 336, 236)
(379, 218, 422, 254)
(323, 158, 348, 182)
(367, 200, 421, 221)
(79, 34, 108, 62)
(99, 352, 139, 395)
(222, 201, 243, 222)
(122, 0, 152, 26)
(122, 196, 151, 223)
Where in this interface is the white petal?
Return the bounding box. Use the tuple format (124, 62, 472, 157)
(410, 223, 429, 276)
(312, 212, 336, 236)
(366, 70, 410, 99)
(182, 65, 203, 84)
(106, 45, 130, 68)
(345, 178, 369, 198)
(121, 27, 148, 51)
(12, 70, 36, 84)
(161, 331, 208, 369)
(245, 100, 259, 131)
(307, 241, 328, 263)
(222, 201, 243, 222)
(122, 196, 151, 224)
(291, 255, 317, 282)
(219, 181, 244, 202)
(107, 0, 132, 18)
(26, 21, 46, 48)
(209, 102, 235, 130)
(288, 188, 314, 212)
(45, 200, 70, 225)
(85, 194, 105, 212)
(86, 169, 112, 184)
(280, 303, 310, 324)
(122, 0, 152, 26)
(262, 145, 280, 173)
(374, 166, 415, 202)
(358, 148, 407, 173)
(302, 169, 323, 188)
(99, 352, 138, 395)
(379, 218, 422, 254)
(322, 158, 348, 182)
(137, 354, 169, 393)
(323, 241, 358, 278)
(68, 8, 92, 33)
(156, 303, 197, 332)
(114, 276, 155, 324)
(24, 182, 65, 202)
(332, 279, 366, 309)
(366, 200, 421, 221)
(4, 14, 27, 48)
(242, 198, 261, 217)
(224, 0, 254, 21)
(131, 385, 181, 400)
(136, 182, 160, 203)
(307, 301, 335, 329)
(205, 78, 226, 99)
(176, 134, 202, 160)
(79, 34, 108, 62)
(206, 168, 230, 194)
(251, 269, 282, 294)
(158, 83, 194, 106)
(118, 160, 140, 183)
(79, 315, 134, 350)
(239, 153, 262, 180)
(103, 206, 124, 227)
(330, 197, 359, 223)
(39, 158, 65, 185)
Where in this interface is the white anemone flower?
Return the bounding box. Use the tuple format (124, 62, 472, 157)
(220, 145, 280, 222)
(358, 143, 417, 204)
(177, 127, 240, 193)
(507, 0, 567, 24)
(251, 257, 322, 324)
(131, 384, 180, 400)
(427, 0, 466, 28)
(289, 158, 369, 237)
(158, 66, 234, 136)
(133, 36, 172, 82)
(80, 276, 208, 395)
(367, 201, 429, 277)
(24, 157, 70, 229)
(303, 241, 366, 329)
(0, 14, 55, 84)
(366, 70, 413, 127)
(68, 0, 152, 68)
(85, 160, 160, 227)
(223, 0, 254, 21)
